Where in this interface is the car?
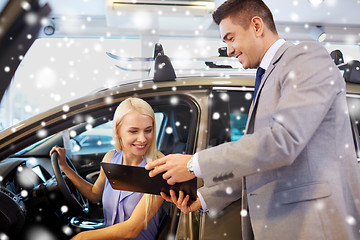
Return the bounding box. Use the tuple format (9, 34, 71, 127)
(1, 1, 360, 240)
(1, 46, 360, 239)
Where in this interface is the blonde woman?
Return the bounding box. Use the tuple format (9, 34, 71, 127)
(50, 97, 164, 240)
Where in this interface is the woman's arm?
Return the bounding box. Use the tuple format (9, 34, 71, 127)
(49, 146, 114, 203)
(71, 195, 164, 240)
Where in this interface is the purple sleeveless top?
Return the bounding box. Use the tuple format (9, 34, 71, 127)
(102, 150, 160, 240)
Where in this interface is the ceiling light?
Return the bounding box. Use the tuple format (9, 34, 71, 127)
(310, 26, 326, 42)
(308, 0, 324, 6)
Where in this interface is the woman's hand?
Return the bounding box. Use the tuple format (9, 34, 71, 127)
(49, 146, 68, 170)
(161, 190, 201, 214)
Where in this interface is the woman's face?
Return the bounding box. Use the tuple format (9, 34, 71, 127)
(118, 110, 154, 159)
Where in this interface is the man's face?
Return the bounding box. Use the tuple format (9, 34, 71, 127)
(219, 16, 261, 69)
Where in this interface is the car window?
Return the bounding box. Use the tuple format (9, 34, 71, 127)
(208, 89, 252, 146)
(70, 112, 165, 155)
(70, 121, 113, 155)
(228, 91, 252, 141)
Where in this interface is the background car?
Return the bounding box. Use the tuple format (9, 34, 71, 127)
(1, 51, 360, 239)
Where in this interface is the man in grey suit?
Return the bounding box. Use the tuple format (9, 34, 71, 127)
(145, 0, 360, 239)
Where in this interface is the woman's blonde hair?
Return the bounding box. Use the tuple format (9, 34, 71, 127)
(112, 97, 162, 226)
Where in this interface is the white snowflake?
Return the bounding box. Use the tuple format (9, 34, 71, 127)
(25, 12, 38, 26)
(288, 71, 296, 79)
(212, 112, 220, 120)
(225, 187, 233, 195)
(346, 216, 356, 226)
(60, 205, 69, 213)
(70, 130, 77, 138)
(170, 96, 179, 105)
(17, 167, 38, 188)
(105, 96, 113, 105)
(37, 129, 48, 138)
(25, 225, 56, 240)
(21, 190, 28, 198)
(24, 105, 32, 113)
(0, 233, 9, 240)
(166, 127, 173, 134)
(315, 200, 325, 210)
(73, 145, 81, 152)
(240, 209, 248, 217)
(62, 225, 73, 236)
(290, 13, 299, 22)
(245, 93, 252, 100)
(274, 114, 284, 123)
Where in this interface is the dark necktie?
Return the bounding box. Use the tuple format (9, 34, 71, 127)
(253, 67, 265, 101)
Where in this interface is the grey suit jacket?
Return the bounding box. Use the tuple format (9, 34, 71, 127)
(197, 42, 360, 240)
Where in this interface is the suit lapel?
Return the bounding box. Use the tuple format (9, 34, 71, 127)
(245, 42, 293, 134)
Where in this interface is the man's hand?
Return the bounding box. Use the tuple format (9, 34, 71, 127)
(161, 190, 201, 214)
(145, 154, 195, 185)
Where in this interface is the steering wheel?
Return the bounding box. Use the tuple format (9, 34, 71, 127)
(51, 152, 89, 215)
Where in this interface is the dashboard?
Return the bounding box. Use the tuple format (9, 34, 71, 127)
(0, 157, 54, 235)
(2, 158, 53, 195)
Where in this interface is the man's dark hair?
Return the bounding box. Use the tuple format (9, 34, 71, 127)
(212, 0, 277, 34)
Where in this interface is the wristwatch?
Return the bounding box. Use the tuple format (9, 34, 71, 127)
(187, 157, 195, 174)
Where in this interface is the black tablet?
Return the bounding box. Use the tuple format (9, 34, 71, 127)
(101, 162, 197, 201)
